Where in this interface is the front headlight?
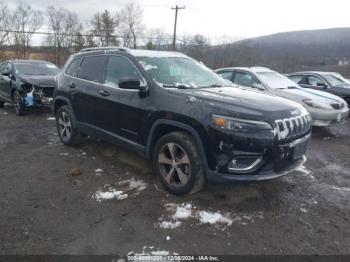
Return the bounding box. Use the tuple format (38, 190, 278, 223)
(303, 99, 332, 109)
(212, 114, 272, 133)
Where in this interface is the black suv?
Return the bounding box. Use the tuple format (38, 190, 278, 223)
(0, 60, 59, 115)
(53, 47, 312, 195)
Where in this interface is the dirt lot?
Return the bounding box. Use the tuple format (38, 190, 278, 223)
(0, 104, 349, 256)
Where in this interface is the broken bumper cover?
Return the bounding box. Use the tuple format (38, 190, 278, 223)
(207, 156, 306, 183)
(206, 133, 310, 183)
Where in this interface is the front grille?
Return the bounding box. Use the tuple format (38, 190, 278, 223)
(331, 102, 344, 110)
(275, 113, 312, 142)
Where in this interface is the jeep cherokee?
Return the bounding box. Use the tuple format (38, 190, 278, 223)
(53, 47, 312, 195)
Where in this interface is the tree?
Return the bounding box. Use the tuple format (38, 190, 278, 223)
(117, 3, 144, 49)
(9, 1, 43, 58)
(91, 10, 118, 46)
(46, 6, 82, 66)
(0, 0, 10, 47)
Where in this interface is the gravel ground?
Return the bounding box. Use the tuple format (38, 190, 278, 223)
(0, 104, 349, 255)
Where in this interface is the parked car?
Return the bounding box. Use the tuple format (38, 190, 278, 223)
(0, 60, 59, 115)
(287, 71, 350, 105)
(53, 47, 312, 195)
(216, 67, 349, 126)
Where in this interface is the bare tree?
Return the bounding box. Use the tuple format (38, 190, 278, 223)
(145, 28, 171, 50)
(117, 3, 144, 49)
(9, 1, 43, 58)
(0, 0, 9, 47)
(91, 10, 118, 46)
(46, 6, 82, 66)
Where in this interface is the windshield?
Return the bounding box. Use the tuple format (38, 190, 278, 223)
(256, 71, 298, 89)
(137, 56, 230, 88)
(323, 74, 347, 86)
(15, 62, 60, 75)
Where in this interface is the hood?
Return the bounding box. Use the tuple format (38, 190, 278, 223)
(273, 86, 343, 105)
(170, 87, 307, 121)
(17, 74, 57, 87)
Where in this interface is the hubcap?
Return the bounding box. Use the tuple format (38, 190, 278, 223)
(58, 111, 72, 140)
(158, 143, 191, 186)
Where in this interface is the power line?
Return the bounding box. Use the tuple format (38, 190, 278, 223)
(171, 5, 185, 51)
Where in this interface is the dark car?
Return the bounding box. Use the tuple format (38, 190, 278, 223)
(287, 71, 350, 105)
(0, 60, 60, 115)
(53, 47, 312, 195)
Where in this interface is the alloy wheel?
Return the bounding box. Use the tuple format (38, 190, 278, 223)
(158, 142, 191, 186)
(58, 111, 72, 141)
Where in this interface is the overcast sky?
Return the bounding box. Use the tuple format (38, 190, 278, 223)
(7, 0, 350, 44)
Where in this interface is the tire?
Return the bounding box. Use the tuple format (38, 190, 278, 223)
(56, 105, 81, 146)
(12, 90, 25, 116)
(152, 131, 206, 195)
(0, 100, 4, 108)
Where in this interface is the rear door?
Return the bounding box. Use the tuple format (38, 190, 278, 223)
(70, 55, 107, 126)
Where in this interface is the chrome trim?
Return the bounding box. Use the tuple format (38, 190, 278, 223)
(228, 157, 263, 172)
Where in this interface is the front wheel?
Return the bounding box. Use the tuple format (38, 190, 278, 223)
(56, 105, 81, 146)
(153, 131, 206, 195)
(12, 90, 25, 116)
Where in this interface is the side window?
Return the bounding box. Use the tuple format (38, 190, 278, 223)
(289, 75, 303, 84)
(234, 72, 259, 87)
(65, 59, 82, 77)
(218, 71, 233, 81)
(77, 56, 106, 83)
(104, 56, 141, 88)
(307, 75, 325, 86)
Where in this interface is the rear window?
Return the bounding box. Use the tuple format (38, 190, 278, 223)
(77, 56, 106, 83)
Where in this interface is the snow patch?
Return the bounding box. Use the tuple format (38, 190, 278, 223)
(158, 202, 264, 230)
(93, 177, 147, 202)
(95, 168, 104, 176)
(47, 117, 55, 121)
(93, 189, 127, 202)
(198, 211, 233, 226)
(159, 221, 182, 229)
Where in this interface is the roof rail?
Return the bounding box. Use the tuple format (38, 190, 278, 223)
(79, 46, 130, 53)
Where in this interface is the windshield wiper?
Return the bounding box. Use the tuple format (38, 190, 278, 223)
(198, 84, 224, 88)
(162, 84, 193, 89)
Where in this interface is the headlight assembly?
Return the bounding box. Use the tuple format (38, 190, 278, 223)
(303, 99, 332, 109)
(212, 114, 272, 133)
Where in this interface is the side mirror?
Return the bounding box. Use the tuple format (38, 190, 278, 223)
(252, 83, 265, 90)
(317, 82, 327, 88)
(118, 78, 148, 94)
(119, 78, 141, 90)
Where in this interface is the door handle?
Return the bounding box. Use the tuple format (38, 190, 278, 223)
(69, 81, 76, 88)
(99, 90, 110, 97)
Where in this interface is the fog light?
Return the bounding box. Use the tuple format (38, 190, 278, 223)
(228, 156, 262, 172)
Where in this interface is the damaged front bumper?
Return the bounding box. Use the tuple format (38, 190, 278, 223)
(24, 87, 54, 107)
(206, 131, 311, 183)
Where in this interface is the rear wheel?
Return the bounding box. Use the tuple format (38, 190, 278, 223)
(12, 90, 25, 116)
(153, 131, 206, 195)
(56, 105, 81, 146)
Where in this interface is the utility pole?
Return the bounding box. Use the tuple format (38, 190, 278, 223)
(172, 5, 185, 51)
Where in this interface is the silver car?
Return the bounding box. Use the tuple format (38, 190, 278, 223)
(216, 67, 349, 126)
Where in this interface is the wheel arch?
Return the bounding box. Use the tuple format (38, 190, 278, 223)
(146, 119, 215, 173)
(53, 96, 74, 116)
